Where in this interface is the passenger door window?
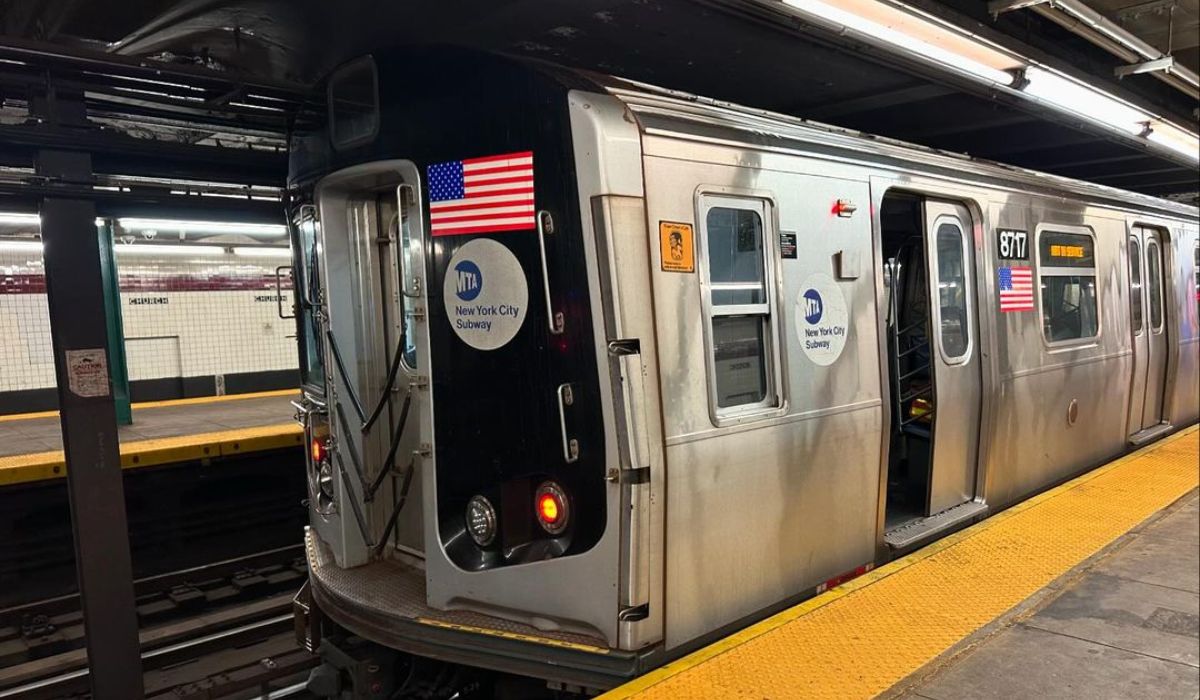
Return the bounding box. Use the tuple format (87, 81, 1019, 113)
(699, 196, 781, 417)
(1129, 237, 1143, 334)
(933, 220, 971, 362)
(1194, 240, 1199, 321)
(1147, 239, 1164, 332)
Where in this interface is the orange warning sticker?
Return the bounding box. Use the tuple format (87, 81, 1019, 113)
(659, 221, 695, 273)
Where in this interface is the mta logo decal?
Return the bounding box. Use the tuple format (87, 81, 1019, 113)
(455, 260, 482, 301)
(803, 289, 823, 324)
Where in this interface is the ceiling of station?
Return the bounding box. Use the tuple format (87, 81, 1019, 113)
(0, 0, 1196, 202)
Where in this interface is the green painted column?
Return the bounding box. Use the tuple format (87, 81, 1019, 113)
(98, 219, 133, 425)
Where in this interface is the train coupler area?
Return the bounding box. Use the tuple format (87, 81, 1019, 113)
(306, 631, 557, 699)
(305, 635, 398, 699)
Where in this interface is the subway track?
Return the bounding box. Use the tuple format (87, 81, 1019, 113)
(0, 447, 308, 607)
(0, 442, 314, 698)
(0, 547, 316, 699)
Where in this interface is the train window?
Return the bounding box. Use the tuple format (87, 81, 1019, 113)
(1147, 240, 1164, 331)
(399, 204, 418, 369)
(712, 315, 768, 407)
(328, 57, 379, 149)
(1129, 238, 1143, 334)
(295, 211, 325, 389)
(934, 221, 970, 361)
(699, 197, 781, 417)
(706, 207, 766, 306)
(1038, 230, 1099, 343)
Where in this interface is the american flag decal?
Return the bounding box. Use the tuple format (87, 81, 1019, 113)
(427, 151, 535, 236)
(998, 266, 1034, 312)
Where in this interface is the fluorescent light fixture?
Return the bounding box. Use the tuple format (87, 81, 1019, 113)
(114, 244, 226, 256)
(1, 214, 121, 228)
(0, 213, 40, 225)
(117, 218, 286, 237)
(782, 0, 1018, 85)
(0, 240, 42, 253)
(1147, 122, 1200, 162)
(232, 247, 292, 258)
(1023, 67, 1147, 135)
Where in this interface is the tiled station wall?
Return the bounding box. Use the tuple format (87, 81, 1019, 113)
(0, 247, 299, 412)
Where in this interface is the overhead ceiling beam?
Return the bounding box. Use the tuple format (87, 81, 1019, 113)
(0, 36, 305, 101)
(0, 124, 287, 187)
(1086, 165, 1190, 180)
(1022, 0, 1200, 99)
(0, 181, 283, 223)
(898, 112, 1037, 140)
(798, 83, 956, 120)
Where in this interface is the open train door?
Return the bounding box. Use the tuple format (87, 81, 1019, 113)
(920, 200, 983, 515)
(880, 194, 986, 550)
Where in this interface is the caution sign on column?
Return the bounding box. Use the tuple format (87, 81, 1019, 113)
(65, 348, 110, 398)
(659, 221, 695, 273)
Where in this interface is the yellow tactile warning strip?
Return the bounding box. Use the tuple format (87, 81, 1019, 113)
(415, 618, 613, 654)
(604, 425, 1200, 700)
(0, 422, 303, 486)
(0, 388, 300, 423)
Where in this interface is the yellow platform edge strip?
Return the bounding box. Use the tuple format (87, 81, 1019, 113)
(603, 425, 1200, 700)
(0, 422, 303, 486)
(0, 388, 300, 423)
(415, 617, 613, 655)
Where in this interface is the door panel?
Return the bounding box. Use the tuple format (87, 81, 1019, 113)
(924, 201, 981, 514)
(1142, 231, 1168, 428)
(1127, 234, 1147, 433)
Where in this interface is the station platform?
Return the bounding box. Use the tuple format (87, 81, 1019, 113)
(0, 390, 302, 486)
(604, 426, 1199, 700)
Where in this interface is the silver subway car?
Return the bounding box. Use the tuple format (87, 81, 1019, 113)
(287, 50, 1200, 695)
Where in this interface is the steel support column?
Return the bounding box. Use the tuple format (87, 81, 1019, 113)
(99, 219, 133, 425)
(37, 145, 144, 696)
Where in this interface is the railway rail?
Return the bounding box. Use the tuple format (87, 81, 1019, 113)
(0, 547, 316, 700)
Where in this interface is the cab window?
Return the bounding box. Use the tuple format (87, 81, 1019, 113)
(294, 209, 325, 389)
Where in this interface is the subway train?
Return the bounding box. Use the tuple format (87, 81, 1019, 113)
(285, 48, 1200, 696)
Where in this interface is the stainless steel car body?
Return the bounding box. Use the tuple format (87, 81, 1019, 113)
(298, 65, 1199, 674)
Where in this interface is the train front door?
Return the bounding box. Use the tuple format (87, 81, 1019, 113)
(922, 200, 982, 515)
(1128, 225, 1170, 438)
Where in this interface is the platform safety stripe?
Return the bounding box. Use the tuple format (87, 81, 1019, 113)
(0, 422, 303, 486)
(414, 617, 612, 654)
(602, 425, 1199, 700)
(0, 388, 299, 423)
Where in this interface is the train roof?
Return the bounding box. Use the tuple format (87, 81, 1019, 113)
(592, 74, 1199, 223)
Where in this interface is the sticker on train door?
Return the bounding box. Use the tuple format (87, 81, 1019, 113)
(796, 273, 849, 366)
(443, 238, 529, 350)
(659, 222, 695, 273)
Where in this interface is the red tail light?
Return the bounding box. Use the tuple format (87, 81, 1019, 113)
(534, 482, 569, 535)
(310, 437, 327, 464)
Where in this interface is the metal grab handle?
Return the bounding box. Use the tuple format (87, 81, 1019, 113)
(557, 383, 579, 463)
(396, 184, 422, 299)
(536, 210, 565, 335)
(275, 265, 295, 319)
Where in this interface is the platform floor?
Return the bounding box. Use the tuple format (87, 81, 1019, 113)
(899, 489, 1198, 700)
(604, 426, 1199, 700)
(0, 390, 302, 485)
